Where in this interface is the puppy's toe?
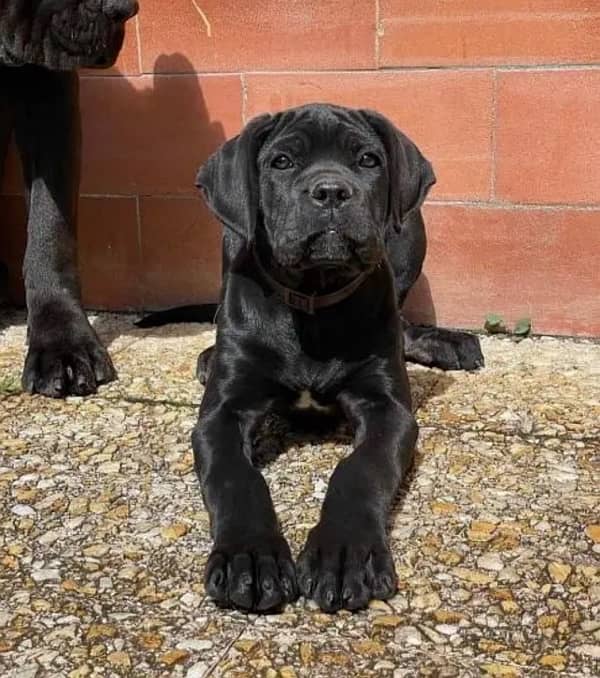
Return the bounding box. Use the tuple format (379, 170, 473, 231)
(204, 535, 297, 613)
(298, 525, 397, 612)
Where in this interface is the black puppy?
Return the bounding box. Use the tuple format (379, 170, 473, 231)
(192, 104, 483, 614)
(0, 0, 138, 397)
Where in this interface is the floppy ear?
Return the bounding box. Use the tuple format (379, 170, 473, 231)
(360, 109, 436, 230)
(195, 113, 278, 244)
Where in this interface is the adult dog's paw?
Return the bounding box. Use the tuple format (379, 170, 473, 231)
(297, 524, 397, 612)
(204, 534, 298, 613)
(22, 325, 116, 398)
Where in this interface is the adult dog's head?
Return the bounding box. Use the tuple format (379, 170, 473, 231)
(0, 0, 138, 69)
(198, 104, 435, 275)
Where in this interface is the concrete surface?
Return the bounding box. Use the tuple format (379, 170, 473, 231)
(0, 312, 599, 677)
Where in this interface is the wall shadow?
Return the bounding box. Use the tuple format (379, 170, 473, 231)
(1, 51, 227, 350)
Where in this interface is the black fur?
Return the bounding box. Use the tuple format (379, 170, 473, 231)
(191, 104, 484, 614)
(0, 0, 137, 396)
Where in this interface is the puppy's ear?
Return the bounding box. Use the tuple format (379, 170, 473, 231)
(361, 109, 436, 230)
(195, 113, 278, 243)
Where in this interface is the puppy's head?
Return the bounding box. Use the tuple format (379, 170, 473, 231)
(0, 0, 138, 69)
(197, 104, 435, 273)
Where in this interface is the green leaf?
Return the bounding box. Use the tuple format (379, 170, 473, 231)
(514, 317, 532, 336)
(484, 313, 507, 334)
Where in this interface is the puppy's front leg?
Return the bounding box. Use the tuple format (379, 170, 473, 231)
(298, 378, 417, 612)
(192, 386, 297, 612)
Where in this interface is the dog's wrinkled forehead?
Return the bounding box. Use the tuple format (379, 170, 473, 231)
(259, 105, 386, 163)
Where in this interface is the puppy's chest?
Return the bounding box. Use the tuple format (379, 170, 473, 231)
(292, 388, 335, 414)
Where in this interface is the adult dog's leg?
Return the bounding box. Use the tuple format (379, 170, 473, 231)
(0, 67, 15, 299)
(14, 66, 115, 397)
(192, 377, 297, 612)
(297, 372, 417, 612)
(0, 69, 14, 178)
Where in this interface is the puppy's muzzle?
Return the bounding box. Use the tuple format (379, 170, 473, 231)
(309, 177, 354, 210)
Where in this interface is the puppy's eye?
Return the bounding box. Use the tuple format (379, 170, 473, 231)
(358, 153, 381, 168)
(271, 154, 294, 170)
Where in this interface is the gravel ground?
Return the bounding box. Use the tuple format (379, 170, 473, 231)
(1, 312, 599, 677)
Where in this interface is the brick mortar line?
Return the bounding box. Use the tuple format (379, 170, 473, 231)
(134, 195, 144, 310)
(240, 72, 248, 125)
(490, 70, 498, 200)
(3, 192, 600, 211)
(79, 63, 600, 79)
(374, 0, 381, 68)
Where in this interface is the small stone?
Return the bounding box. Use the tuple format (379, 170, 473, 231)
(548, 562, 572, 584)
(31, 568, 60, 582)
(585, 524, 600, 543)
(537, 614, 559, 629)
(573, 644, 600, 659)
(177, 639, 213, 652)
(477, 553, 504, 571)
(86, 624, 117, 640)
(481, 664, 520, 677)
(11, 504, 36, 516)
(433, 609, 464, 624)
(160, 649, 190, 665)
(161, 523, 189, 541)
(417, 624, 446, 644)
(411, 592, 441, 610)
(280, 668, 297, 678)
(395, 625, 422, 646)
(69, 666, 91, 678)
(83, 544, 109, 558)
(431, 501, 458, 514)
(372, 615, 403, 627)
(137, 633, 163, 650)
(233, 639, 258, 653)
(107, 651, 131, 668)
(299, 642, 315, 665)
(186, 662, 210, 678)
(452, 567, 494, 585)
(97, 461, 121, 474)
(351, 640, 384, 656)
(539, 654, 566, 670)
(467, 521, 497, 542)
(501, 600, 520, 614)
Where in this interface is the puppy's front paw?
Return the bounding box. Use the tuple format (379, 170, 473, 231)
(22, 323, 116, 398)
(204, 534, 297, 613)
(297, 523, 397, 612)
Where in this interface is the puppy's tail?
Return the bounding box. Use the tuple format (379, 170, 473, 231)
(135, 304, 219, 328)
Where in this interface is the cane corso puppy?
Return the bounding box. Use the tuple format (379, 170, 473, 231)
(0, 0, 138, 397)
(192, 104, 483, 613)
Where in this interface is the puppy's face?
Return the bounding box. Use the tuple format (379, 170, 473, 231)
(257, 107, 389, 273)
(0, 0, 138, 69)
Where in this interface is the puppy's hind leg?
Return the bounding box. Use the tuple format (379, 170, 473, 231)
(402, 320, 484, 371)
(196, 345, 215, 385)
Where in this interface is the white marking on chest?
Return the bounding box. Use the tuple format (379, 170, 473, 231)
(294, 389, 334, 413)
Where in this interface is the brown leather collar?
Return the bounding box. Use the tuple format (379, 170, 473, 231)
(253, 246, 376, 314)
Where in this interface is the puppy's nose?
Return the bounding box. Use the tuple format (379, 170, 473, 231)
(310, 179, 353, 209)
(104, 0, 139, 21)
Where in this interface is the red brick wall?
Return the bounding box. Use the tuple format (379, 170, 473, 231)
(2, 1, 599, 336)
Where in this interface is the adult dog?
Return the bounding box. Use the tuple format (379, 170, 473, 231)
(192, 104, 483, 613)
(0, 0, 138, 397)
